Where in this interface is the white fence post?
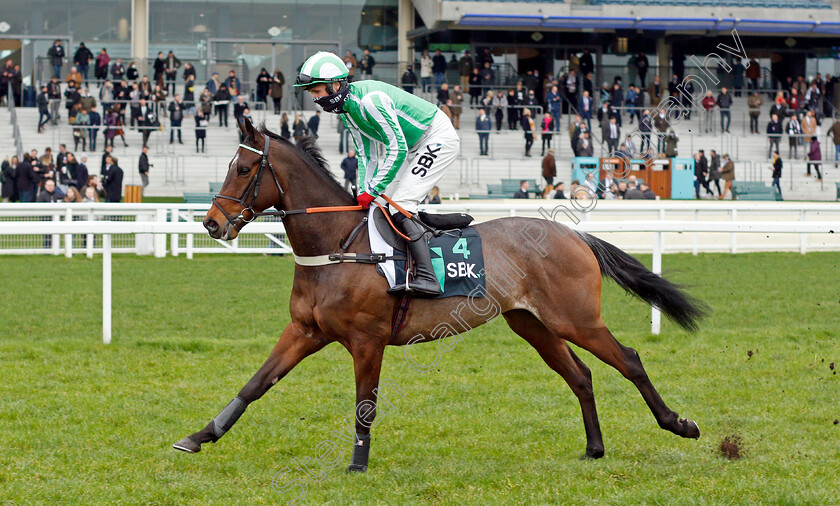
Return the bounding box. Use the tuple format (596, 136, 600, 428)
(651, 231, 662, 335)
(103, 233, 112, 344)
(186, 209, 194, 260)
(64, 207, 73, 258)
(154, 208, 167, 258)
(86, 209, 94, 258)
(171, 207, 180, 257)
(52, 213, 61, 255)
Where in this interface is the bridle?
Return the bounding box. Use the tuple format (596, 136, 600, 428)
(211, 133, 285, 231)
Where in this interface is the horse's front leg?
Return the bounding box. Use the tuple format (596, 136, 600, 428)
(347, 339, 386, 472)
(173, 322, 327, 453)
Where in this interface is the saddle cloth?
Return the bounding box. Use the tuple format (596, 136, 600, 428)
(368, 206, 486, 298)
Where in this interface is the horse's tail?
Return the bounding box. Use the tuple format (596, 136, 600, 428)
(575, 231, 708, 332)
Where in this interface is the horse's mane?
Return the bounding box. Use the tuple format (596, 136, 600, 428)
(256, 124, 352, 202)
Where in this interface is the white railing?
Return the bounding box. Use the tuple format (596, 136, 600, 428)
(1, 201, 838, 344)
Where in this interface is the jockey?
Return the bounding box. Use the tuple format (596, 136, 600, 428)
(295, 51, 460, 297)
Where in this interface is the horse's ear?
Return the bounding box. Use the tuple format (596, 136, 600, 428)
(238, 117, 257, 143)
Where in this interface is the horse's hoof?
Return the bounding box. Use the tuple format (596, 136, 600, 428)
(681, 418, 701, 439)
(172, 437, 202, 453)
(581, 448, 605, 460)
(347, 464, 367, 473)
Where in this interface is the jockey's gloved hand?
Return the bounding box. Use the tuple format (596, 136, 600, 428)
(356, 192, 375, 209)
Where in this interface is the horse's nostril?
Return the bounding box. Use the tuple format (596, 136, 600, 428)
(204, 219, 219, 232)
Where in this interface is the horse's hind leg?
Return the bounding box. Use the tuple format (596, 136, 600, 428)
(173, 322, 326, 453)
(504, 310, 605, 459)
(571, 325, 700, 440)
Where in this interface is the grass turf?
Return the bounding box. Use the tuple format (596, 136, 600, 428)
(1, 252, 838, 504)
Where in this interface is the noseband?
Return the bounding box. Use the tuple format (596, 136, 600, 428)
(212, 133, 285, 231)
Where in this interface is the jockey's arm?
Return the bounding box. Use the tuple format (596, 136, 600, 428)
(359, 93, 409, 196)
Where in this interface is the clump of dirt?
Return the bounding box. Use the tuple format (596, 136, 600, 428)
(834, 419, 838, 425)
(830, 362, 835, 371)
(747, 350, 753, 358)
(719, 434, 745, 460)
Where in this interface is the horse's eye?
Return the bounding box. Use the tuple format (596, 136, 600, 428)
(238, 166, 251, 175)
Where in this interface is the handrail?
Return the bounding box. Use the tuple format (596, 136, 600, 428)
(7, 83, 24, 159)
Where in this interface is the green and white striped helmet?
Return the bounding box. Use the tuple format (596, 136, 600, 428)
(294, 51, 349, 87)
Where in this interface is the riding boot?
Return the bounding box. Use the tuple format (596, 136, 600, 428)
(390, 215, 441, 298)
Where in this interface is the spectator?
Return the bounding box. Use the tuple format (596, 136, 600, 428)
(37, 178, 60, 203)
(459, 51, 474, 94)
(163, 51, 180, 93)
(507, 89, 519, 130)
(225, 70, 241, 97)
(63, 185, 82, 203)
(513, 180, 530, 199)
(104, 107, 118, 148)
(270, 70, 285, 114)
(521, 108, 535, 157)
(280, 112, 291, 140)
(195, 109, 208, 153)
(214, 84, 231, 127)
(786, 114, 802, 159)
(625, 85, 639, 124)
(401, 65, 418, 95)
(37, 85, 51, 133)
(436, 82, 449, 106)
(767, 113, 783, 158)
(807, 136, 822, 180)
(449, 85, 463, 129)
(640, 183, 656, 199)
(359, 49, 375, 80)
(524, 89, 539, 118)
(577, 132, 594, 157)
(717, 87, 732, 133)
(182, 62, 197, 85)
(126, 61, 139, 81)
(424, 186, 442, 205)
(610, 82, 623, 126)
(102, 155, 123, 202)
(82, 185, 99, 203)
(152, 52, 166, 84)
(233, 95, 249, 124)
(827, 117, 840, 164)
(636, 53, 649, 88)
(479, 62, 495, 93)
(48, 40, 65, 78)
(103, 53, 118, 81)
(419, 50, 433, 92)
(140, 99, 158, 148)
(80, 87, 96, 113)
(540, 112, 554, 156)
(732, 58, 745, 97)
(64, 81, 81, 120)
(0, 60, 11, 106)
(553, 181, 566, 199)
(708, 149, 721, 196)
(770, 151, 783, 199)
(343, 50, 358, 80)
(748, 92, 763, 134)
(625, 180, 644, 199)
(139, 145, 151, 189)
(770, 95, 786, 120)
(492, 90, 506, 131)
(152, 84, 167, 118)
(648, 75, 662, 107)
(664, 128, 679, 157)
(83, 175, 106, 202)
(541, 149, 556, 187)
(168, 94, 185, 144)
(681, 76, 694, 120)
(183, 74, 196, 114)
(432, 50, 447, 89)
(99, 80, 114, 118)
(74, 42, 93, 84)
(564, 70, 579, 115)
(74, 107, 90, 151)
(701, 91, 716, 133)
(476, 108, 491, 156)
(801, 110, 817, 144)
(718, 154, 735, 200)
(15, 154, 37, 202)
(341, 150, 358, 194)
(292, 114, 308, 144)
(66, 66, 83, 89)
(603, 116, 621, 153)
(308, 111, 321, 139)
(101, 145, 113, 173)
(1, 156, 17, 202)
(199, 88, 213, 117)
(206, 72, 221, 96)
(74, 154, 89, 190)
(577, 89, 593, 131)
(255, 68, 271, 106)
(694, 152, 709, 198)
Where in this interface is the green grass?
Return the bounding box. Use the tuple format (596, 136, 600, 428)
(1, 252, 839, 504)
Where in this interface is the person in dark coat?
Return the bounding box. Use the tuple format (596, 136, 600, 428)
(139, 146, 151, 189)
(401, 65, 418, 95)
(694, 151, 711, 199)
(256, 68, 271, 105)
(73, 42, 93, 84)
(340, 150, 358, 194)
(75, 156, 89, 191)
(308, 111, 321, 139)
(214, 84, 231, 127)
(15, 155, 38, 202)
(770, 151, 783, 199)
(194, 109, 208, 153)
(168, 94, 185, 144)
(88, 109, 101, 151)
(432, 50, 447, 89)
(767, 113, 783, 159)
(513, 180, 530, 199)
(37, 85, 51, 132)
(292, 114, 308, 144)
(270, 70, 285, 114)
(102, 155, 123, 202)
(1, 156, 18, 202)
(48, 40, 66, 78)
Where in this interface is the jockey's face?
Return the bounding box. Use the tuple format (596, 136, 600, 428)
(307, 82, 339, 99)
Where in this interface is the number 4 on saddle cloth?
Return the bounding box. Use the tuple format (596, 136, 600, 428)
(368, 206, 486, 298)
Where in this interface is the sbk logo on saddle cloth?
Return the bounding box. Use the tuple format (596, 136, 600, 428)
(395, 227, 485, 298)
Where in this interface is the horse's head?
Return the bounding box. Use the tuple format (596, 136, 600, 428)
(204, 118, 284, 240)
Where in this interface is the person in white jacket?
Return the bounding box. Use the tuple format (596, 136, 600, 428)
(420, 50, 433, 93)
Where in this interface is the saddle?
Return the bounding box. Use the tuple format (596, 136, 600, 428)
(371, 206, 474, 250)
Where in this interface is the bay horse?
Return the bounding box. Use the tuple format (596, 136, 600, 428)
(173, 118, 706, 471)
